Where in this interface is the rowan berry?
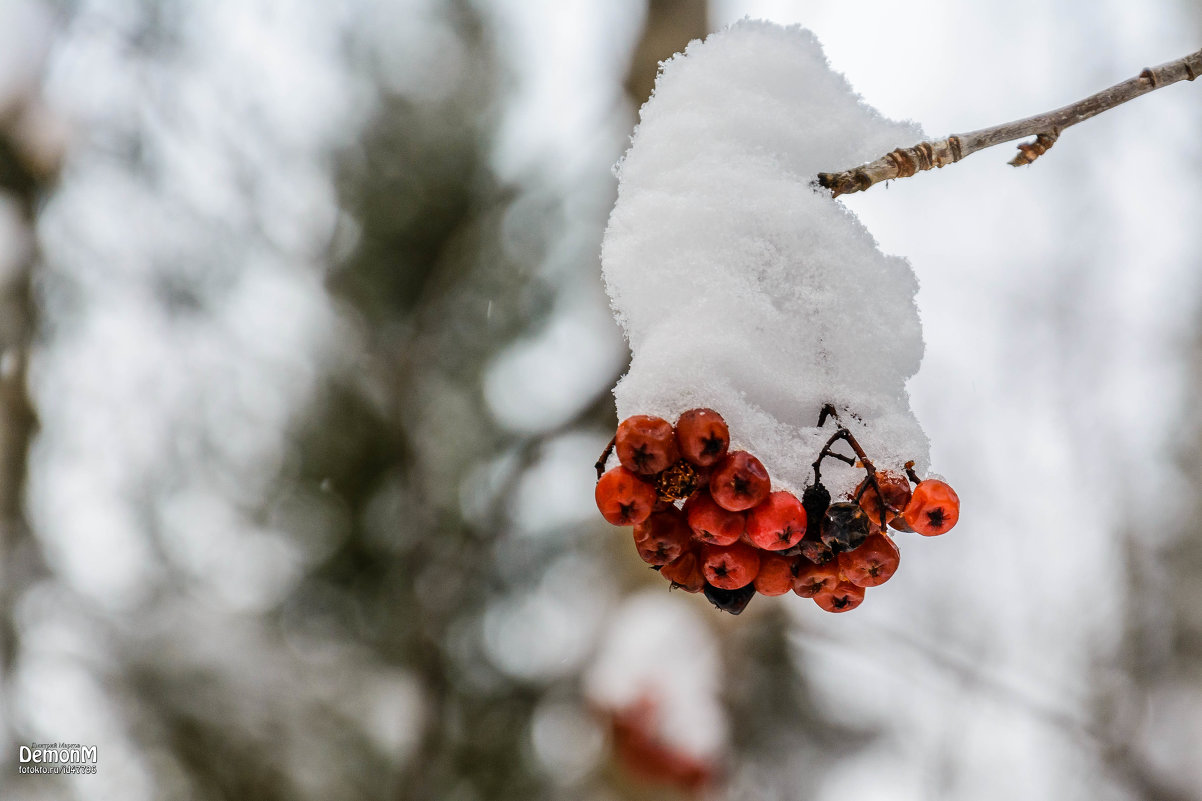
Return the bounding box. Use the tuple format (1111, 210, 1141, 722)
(660, 549, 705, 593)
(746, 491, 807, 550)
(703, 582, 756, 615)
(700, 541, 761, 590)
(837, 532, 900, 588)
(684, 491, 745, 546)
(596, 466, 659, 526)
(753, 552, 797, 596)
(821, 501, 871, 553)
(792, 559, 841, 598)
(675, 408, 730, 467)
(709, 451, 770, 512)
(856, 471, 912, 527)
(903, 479, 960, 536)
(633, 507, 693, 565)
(813, 581, 866, 613)
(616, 415, 680, 476)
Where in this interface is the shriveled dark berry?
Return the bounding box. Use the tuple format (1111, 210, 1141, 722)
(801, 483, 831, 540)
(821, 501, 871, 553)
(703, 582, 756, 616)
(797, 538, 834, 564)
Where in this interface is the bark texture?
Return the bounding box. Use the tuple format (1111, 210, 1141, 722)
(817, 47, 1202, 197)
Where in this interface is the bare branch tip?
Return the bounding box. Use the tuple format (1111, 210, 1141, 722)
(1009, 131, 1059, 167)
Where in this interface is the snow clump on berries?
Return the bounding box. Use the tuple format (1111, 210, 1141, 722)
(602, 20, 930, 498)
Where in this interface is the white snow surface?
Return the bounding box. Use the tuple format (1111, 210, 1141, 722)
(603, 20, 930, 497)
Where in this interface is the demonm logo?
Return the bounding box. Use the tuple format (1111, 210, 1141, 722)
(17, 743, 98, 775)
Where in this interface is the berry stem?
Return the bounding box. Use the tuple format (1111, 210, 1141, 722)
(817, 403, 841, 429)
(811, 415, 895, 520)
(595, 436, 616, 482)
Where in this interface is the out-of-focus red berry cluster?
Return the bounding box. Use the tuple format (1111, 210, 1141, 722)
(595, 408, 960, 615)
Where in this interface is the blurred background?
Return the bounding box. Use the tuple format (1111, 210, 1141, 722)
(0, 0, 1200, 799)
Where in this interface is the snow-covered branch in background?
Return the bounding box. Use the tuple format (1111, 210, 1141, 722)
(816, 46, 1202, 198)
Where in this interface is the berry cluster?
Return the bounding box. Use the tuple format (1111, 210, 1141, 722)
(595, 406, 960, 616)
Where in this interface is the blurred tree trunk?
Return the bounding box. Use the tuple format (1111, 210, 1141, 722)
(0, 101, 55, 676)
(625, 0, 708, 106)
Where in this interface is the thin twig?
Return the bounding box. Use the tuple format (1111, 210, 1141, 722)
(815, 47, 1202, 198)
(595, 435, 616, 481)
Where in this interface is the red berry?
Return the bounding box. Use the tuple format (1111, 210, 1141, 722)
(813, 581, 865, 613)
(684, 491, 745, 546)
(633, 507, 692, 566)
(837, 532, 900, 588)
(700, 541, 761, 590)
(753, 553, 797, 596)
(709, 451, 770, 512)
(903, 479, 960, 536)
(856, 471, 912, 527)
(616, 415, 679, 476)
(660, 549, 705, 593)
(596, 467, 658, 526)
(746, 491, 807, 551)
(792, 559, 840, 598)
(675, 408, 730, 467)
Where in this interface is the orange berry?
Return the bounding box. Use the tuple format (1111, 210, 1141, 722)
(746, 491, 807, 551)
(838, 532, 900, 588)
(856, 471, 912, 527)
(616, 415, 679, 476)
(675, 408, 730, 467)
(633, 507, 692, 566)
(596, 467, 658, 526)
(753, 553, 797, 596)
(903, 479, 960, 536)
(792, 559, 840, 598)
(709, 451, 770, 512)
(660, 549, 705, 593)
(813, 581, 865, 613)
(700, 541, 761, 590)
(684, 491, 745, 546)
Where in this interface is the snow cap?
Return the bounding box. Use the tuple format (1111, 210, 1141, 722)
(602, 20, 930, 497)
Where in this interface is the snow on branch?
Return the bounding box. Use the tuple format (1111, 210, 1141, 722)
(815, 47, 1202, 198)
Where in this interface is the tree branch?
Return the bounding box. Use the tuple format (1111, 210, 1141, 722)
(815, 47, 1202, 198)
